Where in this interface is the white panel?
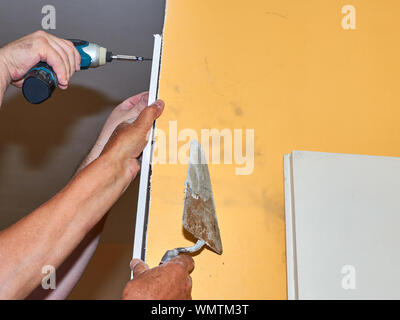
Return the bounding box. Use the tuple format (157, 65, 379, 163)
(285, 151, 400, 299)
(132, 34, 162, 265)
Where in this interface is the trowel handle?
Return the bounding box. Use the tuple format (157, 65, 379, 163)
(160, 239, 206, 263)
(161, 249, 181, 263)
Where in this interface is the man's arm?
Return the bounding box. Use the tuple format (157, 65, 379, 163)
(0, 100, 164, 299)
(27, 92, 151, 300)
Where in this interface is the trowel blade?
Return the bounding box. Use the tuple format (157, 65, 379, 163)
(182, 140, 223, 255)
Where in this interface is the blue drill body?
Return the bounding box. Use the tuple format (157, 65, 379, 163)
(22, 39, 148, 104)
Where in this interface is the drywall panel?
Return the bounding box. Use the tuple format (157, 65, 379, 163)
(145, 0, 400, 299)
(132, 34, 162, 262)
(285, 151, 400, 299)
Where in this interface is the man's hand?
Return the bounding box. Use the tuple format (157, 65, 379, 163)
(79, 91, 163, 185)
(0, 30, 80, 90)
(100, 97, 164, 184)
(78, 91, 150, 172)
(122, 256, 195, 300)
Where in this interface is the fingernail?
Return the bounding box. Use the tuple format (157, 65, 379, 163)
(126, 117, 135, 124)
(130, 259, 140, 270)
(140, 93, 149, 106)
(153, 99, 164, 110)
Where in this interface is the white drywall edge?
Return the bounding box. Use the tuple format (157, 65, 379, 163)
(132, 34, 162, 266)
(284, 153, 298, 299)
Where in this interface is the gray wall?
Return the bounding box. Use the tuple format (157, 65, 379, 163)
(0, 0, 165, 299)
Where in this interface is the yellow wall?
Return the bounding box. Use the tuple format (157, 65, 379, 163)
(146, 0, 400, 299)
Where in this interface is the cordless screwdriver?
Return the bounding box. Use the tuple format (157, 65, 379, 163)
(22, 39, 151, 104)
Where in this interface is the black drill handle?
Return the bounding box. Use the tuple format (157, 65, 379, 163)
(22, 62, 58, 104)
(22, 39, 87, 104)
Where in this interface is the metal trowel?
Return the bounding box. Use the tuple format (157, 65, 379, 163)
(161, 140, 223, 262)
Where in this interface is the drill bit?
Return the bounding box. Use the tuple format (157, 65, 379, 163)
(111, 54, 151, 61)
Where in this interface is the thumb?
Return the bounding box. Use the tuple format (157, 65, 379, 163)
(130, 259, 149, 277)
(130, 99, 164, 131)
(101, 99, 165, 158)
(124, 99, 165, 158)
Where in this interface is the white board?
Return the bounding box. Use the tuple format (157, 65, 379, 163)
(285, 151, 400, 299)
(132, 34, 162, 266)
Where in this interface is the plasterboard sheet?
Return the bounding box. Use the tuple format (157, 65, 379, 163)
(132, 34, 162, 265)
(285, 150, 400, 299)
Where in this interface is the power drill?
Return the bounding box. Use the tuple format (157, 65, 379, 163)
(22, 39, 150, 104)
